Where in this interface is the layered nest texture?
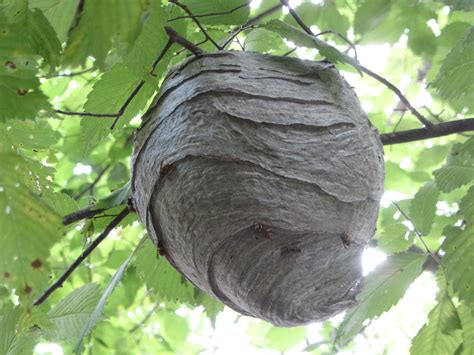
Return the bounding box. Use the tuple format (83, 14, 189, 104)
(131, 51, 384, 326)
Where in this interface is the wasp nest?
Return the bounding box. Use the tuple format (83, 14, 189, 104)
(131, 51, 384, 326)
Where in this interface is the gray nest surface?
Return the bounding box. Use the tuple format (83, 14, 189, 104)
(131, 51, 384, 326)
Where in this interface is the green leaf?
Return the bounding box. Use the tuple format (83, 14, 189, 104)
(284, 1, 349, 35)
(336, 252, 426, 345)
(460, 186, 474, 221)
(46, 283, 101, 340)
(5, 119, 60, 150)
(442, 226, 474, 305)
(0, 17, 50, 121)
(437, 0, 474, 11)
(79, 63, 154, 156)
(457, 303, 474, 355)
(265, 326, 307, 352)
(63, 0, 148, 68)
(160, 312, 189, 349)
(377, 222, 414, 253)
(30, 0, 80, 43)
(0, 306, 39, 355)
(354, 0, 394, 35)
(134, 239, 195, 305)
(0, 153, 62, 295)
(244, 28, 285, 53)
(434, 138, 474, 192)
(410, 182, 440, 235)
(74, 238, 145, 353)
(433, 26, 474, 103)
(264, 20, 360, 68)
(92, 182, 131, 211)
(28, 9, 62, 72)
(125, 2, 185, 81)
(194, 290, 224, 328)
(181, 0, 250, 26)
(410, 292, 462, 355)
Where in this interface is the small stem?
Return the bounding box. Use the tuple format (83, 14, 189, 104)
(34, 207, 131, 306)
(169, 0, 222, 50)
(391, 201, 441, 265)
(168, 2, 250, 22)
(129, 304, 160, 333)
(223, 3, 283, 48)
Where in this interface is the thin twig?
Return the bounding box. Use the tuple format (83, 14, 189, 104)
(280, 0, 312, 34)
(281, 0, 433, 128)
(169, 0, 221, 50)
(75, 165, 110, 200)
(315, 30, 358, 60)
(380, 118, 474, 145)
(283, 47, 297, 56)
(223, 3, 283, 48)
(175, 38, 208, 55)
(55, 36, 176, 129)
(391, 201, 441, 265)
(54, 110, 116, 118)
(168, 1, 250, 22)
(129, 304, 160, 333)
(235, 36, 245, 51)
(34, 207, 131, 306)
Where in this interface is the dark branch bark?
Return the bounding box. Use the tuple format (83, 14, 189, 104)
(381, 118, 474, 145)
(34, 207, 131, 306)
(164, 26, 203, 56)
(63, 206, 106, 225)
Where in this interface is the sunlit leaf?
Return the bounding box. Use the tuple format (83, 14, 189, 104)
(442, 226, 474, 305)
(433, 26, 474, 103)
(264, 20, 360, 68)
(0, 306, 39, 355)
(134, 239, 195, 304)
(410, 182, 439, 236)
(434, 138, 474, 192)
(74, 238, 145, 353)
(46, 283, 101, 340)
(410, 291, 462, 355)
(336, 253, 426, 345)
(354, 0, 394, 35)
(0, 153, 62, 295)
(457, 303, 474, 355)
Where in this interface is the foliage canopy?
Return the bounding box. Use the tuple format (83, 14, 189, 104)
(0, 0, 473, 354)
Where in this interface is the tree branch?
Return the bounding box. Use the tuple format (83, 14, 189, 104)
(169, 0, 222, 50)
(380, 118, 474, 145)
(34, 207, 131, 306)
(63, 206, 106, 225)
(164, 26, 203, 57)
(281, 0, 433, 128)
